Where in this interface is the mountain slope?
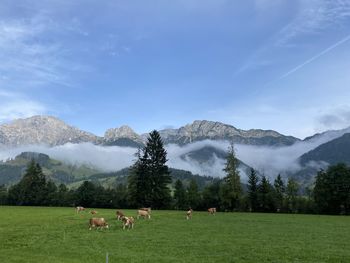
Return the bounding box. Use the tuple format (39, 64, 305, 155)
(68, 167, 221, 190)
(0, 152, 101, 185)
(103, 125, 144, 147)
(0, 116, 300, 148)
(300, 133, 350, 166)
(288, 133, 350, 186)
(0, 151, 221, 191)
(156, 120, 299, 146)
(0, 116, 99, 146)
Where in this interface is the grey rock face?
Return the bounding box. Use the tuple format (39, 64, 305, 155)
(0, 115, 99, 146)
(104, 125, 143, 143)
(0, 117, 299, 148)
(157, 120, 299, 146)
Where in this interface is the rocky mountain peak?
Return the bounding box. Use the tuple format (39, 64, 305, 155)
(0, 116, 299, 148)
(104, 125, 143, 143)
(0, 115, 99, 146)
(158, 120, 298, 146)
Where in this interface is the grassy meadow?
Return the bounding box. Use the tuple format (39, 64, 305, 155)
(0, 206, 349, 263)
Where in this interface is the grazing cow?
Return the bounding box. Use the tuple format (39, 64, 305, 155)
(186, 208, 193, 220)
(137, 209, 151, 219)
(208, 208, 216, 215)
(140, 207, 151, 214)
(121, 216, 135, 230)
(90, 210, 98, 215)
(116, 210, 125, 220)
(76, 206, 85, 213)
(89, 218, 109, 230)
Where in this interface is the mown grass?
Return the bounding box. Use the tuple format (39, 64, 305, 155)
(0, 206, 349, 263)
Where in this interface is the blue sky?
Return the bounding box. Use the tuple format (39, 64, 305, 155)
(1, 0, 350, 139)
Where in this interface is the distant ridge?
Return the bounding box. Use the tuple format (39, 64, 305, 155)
(0, 116, 300, 147)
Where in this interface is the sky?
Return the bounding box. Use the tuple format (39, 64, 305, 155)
(1, 0, 350, 139)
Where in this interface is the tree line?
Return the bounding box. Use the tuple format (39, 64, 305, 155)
(0, 130, 349, 215)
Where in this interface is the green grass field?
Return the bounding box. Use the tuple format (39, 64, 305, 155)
(0, 207, 349, 263)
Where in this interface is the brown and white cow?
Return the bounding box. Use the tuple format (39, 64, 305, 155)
(116, 210, 125, 220)
(140, 207, 151, 214)
(137, 209, 151, 219)
(208, 207, 216, 215)
(186, 208, 193, 220)
(89, 218, 109, 230)
(121, 216, 135, 230)
(76, 206, 85, 213)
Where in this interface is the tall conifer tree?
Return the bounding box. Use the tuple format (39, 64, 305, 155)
(274, 174, 285, 212)
(174, 179, 186, 210)
(248, 168, 259, 212)
(128, 130, 171, 208)
(221, 143, 242, 211)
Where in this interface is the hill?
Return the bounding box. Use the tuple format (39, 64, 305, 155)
(67, 167, 220, 190)
(0, 152, 220, 190)
(290, 133, 350, 185)
(0, 152, 101, 185)
(300, 133, 350, 166)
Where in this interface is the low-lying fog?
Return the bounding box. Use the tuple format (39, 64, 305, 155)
(0, 128, 345, 180)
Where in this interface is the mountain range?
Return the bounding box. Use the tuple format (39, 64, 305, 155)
(0, 115, 299, 147)
(0, 115, 349, 187)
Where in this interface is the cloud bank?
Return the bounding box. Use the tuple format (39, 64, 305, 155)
(0, 127, 348, 180)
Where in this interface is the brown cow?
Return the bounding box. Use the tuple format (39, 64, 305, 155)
(137, 209, 151, 219)
(186, 208, 193, 220)
(140, 207, 151, 214)
(116, 210, 125, 220)
(121, 216, 135, 230)
(208, 208, 216, 215)
(90, 210, 98, 215)
(76, 206, 85, 213)
(89, 218, 109, 230)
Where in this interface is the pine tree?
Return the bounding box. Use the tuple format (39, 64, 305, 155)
(7, 160, 48, 206)
(114, 183, 128, 208)
(57, 184, 68, 206)
(0, 185, 7, 205)
(258, 175, 275, 212)
(247, 168, 259, 212)
(221, 143, 241, 211)
(202, 181, 221, 210)
(314, 164, 350, 214)
(76, 181, 96, 207)
(187, 179, 200, 209)
(128, 130, 171, 209)
(274, 174, 285, 212)
(18, 160, 47, 206)
(128, 149, 149, 207)
(45, 181, 58, 206)
(174, 179, 186, 210)
(286, 178, 299, 213)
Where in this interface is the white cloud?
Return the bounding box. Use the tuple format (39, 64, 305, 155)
(0, 13, 77, 91)
(317, 106, 350, 131)
(0, 90, 48, 123)
(0, 143, 137, 172)
(276, 0, 350, 46)
(166, 140, 228, 178)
